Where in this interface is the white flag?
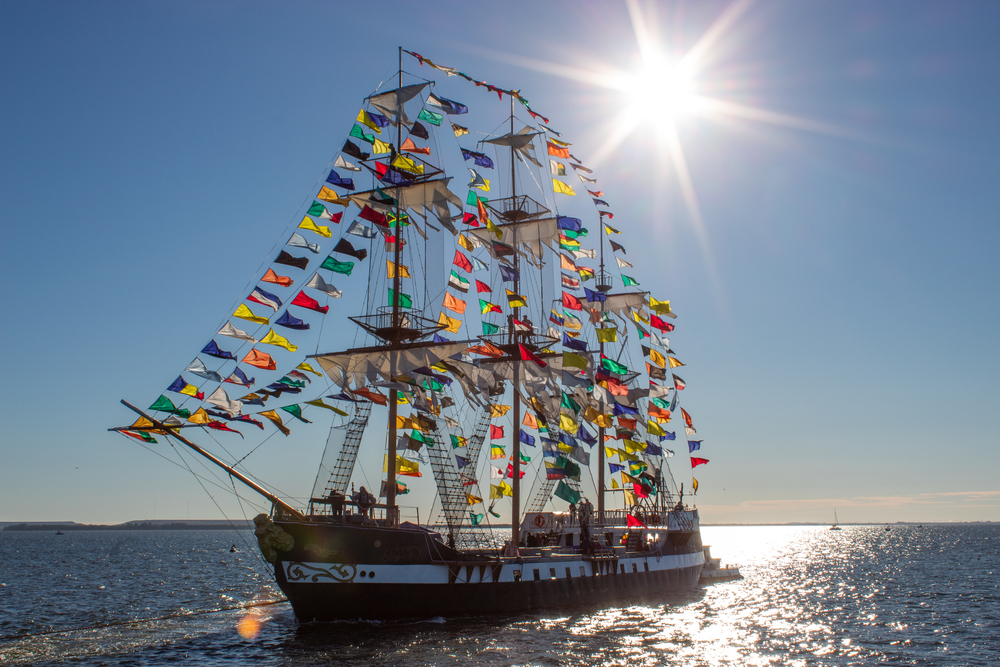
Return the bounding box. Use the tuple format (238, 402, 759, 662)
(207, 387, 242, 417)
(306, 273, 342, 298)
(334, 155, 360, 172)
(218, 322, 256, 342)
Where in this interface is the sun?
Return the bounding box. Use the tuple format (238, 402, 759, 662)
(616, 56, 700, 121)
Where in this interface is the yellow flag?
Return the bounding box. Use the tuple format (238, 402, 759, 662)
(647, 420, 666, 436)
(624, 439, 645, 454)
(298, 216, 332, 238)
(373, 138, 391, 155)
(649, 349, 666, 368)
(604, 446, 617, 459)
(623, 488, 638, 506)
(259, 409, 290, 436)
(357, 109, 382, 134)
(649, 297, 672, 314)
(490, 483, 505, 499)
(317, 186, 350, 206)
(557, 441, 574, 454)
(187, 407, 211, 424)
(452, 123, 469, 137)
(632, 309, 649, 325)
(692, 478, 699, 494)
(491, 445, 506, 460)
(474, 178, 490, 192)
(466, 493, 483, 506)
(233, 304, 269, 325)
(131, 416, 155, 430)
(499, 481, 513, 497)
(486, 217, 502, 240)
(612, 478, 620, 489)
(563, 352, 589, 370)
(559, 412, 579, 434)
(668, 356, 685, 368)
(305, 399, 347, 416)
(552, 179, 575, 196)
(296, 361, 322, 377)
(392, 154, 424, 174)
(490, 404, 511, 417)
(260, 329, 298, 352)
(596, 327, 617, 343)
(386, 260, 411, 279)
(549, 137, 572, 147)
(437, 311, 461, 333)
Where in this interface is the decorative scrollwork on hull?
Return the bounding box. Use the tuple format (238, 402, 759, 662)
(284, 561, 357, 583)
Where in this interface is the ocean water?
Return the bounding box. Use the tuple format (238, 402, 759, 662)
(0, 525, 997, 666)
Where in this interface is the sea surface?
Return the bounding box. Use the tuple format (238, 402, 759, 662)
(0, 525, 997, 666)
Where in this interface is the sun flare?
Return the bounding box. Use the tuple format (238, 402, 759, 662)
(616, 58, 699, 121)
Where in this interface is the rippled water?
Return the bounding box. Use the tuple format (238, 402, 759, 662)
(1, 525, 997, 665)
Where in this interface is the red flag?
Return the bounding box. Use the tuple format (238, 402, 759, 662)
(617, 417, 636, 430)
(562, 291, 583, 311)
(506, 464, 525, 479)
(518, 343, 547, 367)
(682, 408, 693, 428)
(206, 421, 244, 438)
(691, 457, 709, 468)
(626, 514, 647, 528)
(359, 204, 388, 227)
(476, 280, 491, 293)
(650, 314, 675, 332)
(462, 212, 479, 226)
(633, 482, 649, 498)
(291, 291, 329, 314)
(672, 375, 686, 391)
(468, 342, 505, 358)
(453, 250, 473, 272)
(599, 211, 614, 219)
(490, 424, 504, 439)
(350, 388, 388, 406)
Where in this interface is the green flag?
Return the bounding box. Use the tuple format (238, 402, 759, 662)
(562, 458, 582, 482)
(149, 395, 176, 413)
(349, 124, 374, 144)
(417, 108, 443, 126)
(469, 512, 484, 526)
(388, 288, 413, 308)
(622, 274, 639, 287)
(321, 256, 354, 275)
(519, 452, 531, 463)
(410, 429, 433, 444)
(601, 356, 629, 375)
(307, 202, 327, 217)
(560, 392, 580, 414)
(280, 404, 311, 423)
(482, 322, 499, 335)
(651, 397, 670, 410)
(554, 480, 581, 504)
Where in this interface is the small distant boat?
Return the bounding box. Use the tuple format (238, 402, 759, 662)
(884, 524, 890, 532)
(55, 531, 64, 535)
(829, 510, 841, 531)
(230, 544, 238, 553)
(698, 545, 742, 584)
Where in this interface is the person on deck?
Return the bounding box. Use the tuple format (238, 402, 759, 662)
(569, 502, 577, 525)
(578, 497, 593, 526)
(354, 486, 375, 520)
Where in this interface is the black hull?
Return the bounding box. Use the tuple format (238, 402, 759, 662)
(270, 519, 705, 622)
(278, 562, 704, 621)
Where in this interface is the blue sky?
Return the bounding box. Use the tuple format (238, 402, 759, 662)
(2, 0, 998, 525)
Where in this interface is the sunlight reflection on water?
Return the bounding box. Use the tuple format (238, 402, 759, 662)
(1, 525, 997, 666)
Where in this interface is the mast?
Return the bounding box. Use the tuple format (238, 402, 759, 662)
(385, 45, 404, 526)
(597, 216, 606, 525)
(508, 96, 523, 549)
(115, 400, 305, 520)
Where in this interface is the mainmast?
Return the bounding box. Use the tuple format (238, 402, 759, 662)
(597, 215, 607, 525)
(385, 45, 404, 526)
(508, 96, 523, 549)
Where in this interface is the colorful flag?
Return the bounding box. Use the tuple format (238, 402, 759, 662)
(298, 217, 331, 238)
(552, 179, 575, 195)
(562, 292, 583, 311)
(480, 299, 501, 314)
(437, 312, 462, 334)
(247, 287, 282, 312)
(453, 250, 473, 272)
(243, 349, 276, 370)
(691, 457, 709, 468)
(549, 160, 566, 175)
(320, 256, 354, 275)
(622, 275, 639, 287)
(547, 141, 570, 158)
(448, 270, 470, 293)
(260, 268, 293, 287)
(417, 108, 443, 126)
(518, 343, 547, 368)
(233, 304, 269, 325)
(506, 290, 526, 308)
(388, 288, 413, 308)
(490, 424, 504, 439)
(443, 292, 466, 314)
(291, 291, 329, 314)
(326, 170, 355, 190)
(259, 329, 297, 352)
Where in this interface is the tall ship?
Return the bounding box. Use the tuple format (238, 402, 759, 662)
(111, 50, 717, 621)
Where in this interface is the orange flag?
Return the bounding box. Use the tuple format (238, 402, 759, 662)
(681, 408, 693, 428)
(401, 137, 431, 155)
(522, 412, 537, 429)
(443, 292, 467, 314)
(261, 268, 293, 287)
(243, 349, 276, 370)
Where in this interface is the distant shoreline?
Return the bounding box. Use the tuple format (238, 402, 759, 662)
(2, 519, 996, 532)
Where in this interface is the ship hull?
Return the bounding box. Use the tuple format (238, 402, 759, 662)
(270, 519, 705, 621)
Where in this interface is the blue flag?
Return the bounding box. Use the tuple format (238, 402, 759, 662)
(276, 311, 309, 330)
(584, 287, 607, 303)
(645, 442, 662, 456)
(500, 264, 519, 282)
(661, 431, 676, 441)
(609, 463, 626, 474)
(519, 429, 535, 446)
(612, 402, 639, 416)
(201, 340, 235, 360)
(461, 149, 494, 169)
(688, 440, 702, 453)
(562, 333, 588, 352)
(557, 216, 582, 231)
(326, 170, 355, 190)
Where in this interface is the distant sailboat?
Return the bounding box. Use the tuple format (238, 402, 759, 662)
(829, 510, 841, 531)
